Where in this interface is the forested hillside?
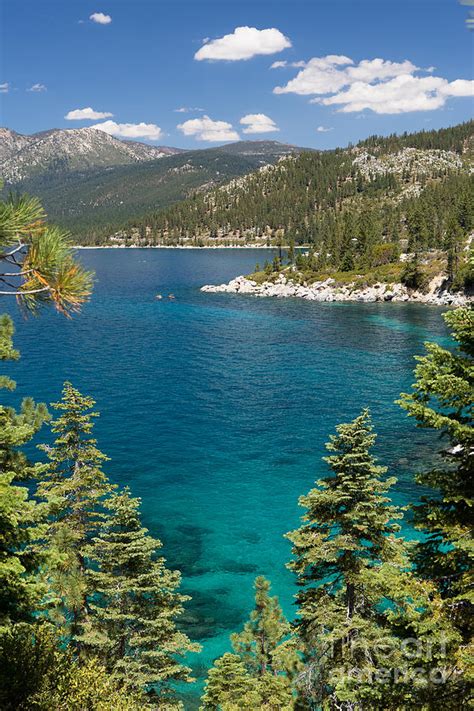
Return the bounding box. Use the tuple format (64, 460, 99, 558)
(1, 136, 304, 234)
(104, 122, 473, 289)
(122, 121, 473, 249)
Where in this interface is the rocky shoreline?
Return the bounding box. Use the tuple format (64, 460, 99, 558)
(201, 274, 472, 306)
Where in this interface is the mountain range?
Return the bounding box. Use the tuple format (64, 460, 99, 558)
(0, 127, 306, 233)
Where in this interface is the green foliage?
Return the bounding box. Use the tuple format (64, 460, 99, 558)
(120, 124, 472, 272)
(201, 577, 298, 710)
(231, 576, 299, 680)
(400, 252, 428, 291)
(0, 472, 43, 627)
(358, 120, 474, 154)
(0, 193, 93, 315)
(398, 307, 473, 645)
(286, 410, 410, 708)
(85, 486, 200, 697)
(0, 622, 144, 710)
(200, 653, 257, 710)
(35, 383, 112, 639)
(0, 315, 48, 626)
(7, 144, 301, 239)
(201, 653, 296, 710)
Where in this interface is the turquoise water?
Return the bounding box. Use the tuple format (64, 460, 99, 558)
(4, 249, 449, 705)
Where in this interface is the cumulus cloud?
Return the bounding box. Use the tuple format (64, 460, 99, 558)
(195, 26, 291, 61)
(274, 55, 353, 95)
(89, 12, 112, 25)
(440, 79, 474, 97)
(28, 83, 47, 92)
(65, 107, 114, 120)
(177, 115, 239, 142)
(274, 55, 414, 95)
(320, 75, 474, 114)
(240, 113, 279, 134)
(90, 120, 164, 140)
(0, 82, 9, 93)
(274, 53, 474, 114)
(316, 125, 333, 132)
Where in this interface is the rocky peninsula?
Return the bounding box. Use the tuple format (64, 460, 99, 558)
(201, 273, 472, 306)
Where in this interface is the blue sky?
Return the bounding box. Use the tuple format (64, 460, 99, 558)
(1, 0, 473, 149)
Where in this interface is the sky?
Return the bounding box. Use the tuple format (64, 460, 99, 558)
(1, 0, 473, 149)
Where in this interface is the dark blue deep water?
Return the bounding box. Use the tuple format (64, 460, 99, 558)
(4, 249, 450, 705)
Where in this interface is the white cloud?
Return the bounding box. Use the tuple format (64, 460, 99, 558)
(316, 125, 333, 132)
(270, 60, 306, 69)
(347, 58, 418, 83)
(177, 115, 239, 142)
(320, 75, 474, 114)
(440, 79, 474, 97)
(90, 120, 164, 140)
(0, 82, 9, 93)
(274, 55, 354, 95)
(89, 12, 112, 25)
(240, 113, 279, 134)
(28, 83, 47, 92)
(174, 106, 205, 113)
(274, 55, 416, 96)
(274, 53, 474, 114)
(195, 26, 291, 61)
(65, 106, 114, 120)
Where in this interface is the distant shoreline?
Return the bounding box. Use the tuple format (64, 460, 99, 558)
(72, 244, 279, 250)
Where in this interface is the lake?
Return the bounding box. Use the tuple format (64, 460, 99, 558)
(3, 248, 450, 705)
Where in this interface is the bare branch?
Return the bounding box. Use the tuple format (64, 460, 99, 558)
(0, 286, 51, 295)
(0, 243, 25, 259)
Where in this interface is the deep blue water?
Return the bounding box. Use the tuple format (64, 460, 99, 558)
(3, 249, 450, 705)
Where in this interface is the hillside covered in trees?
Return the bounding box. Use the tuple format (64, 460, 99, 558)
(1, 137, 305, 235)
(100, 121, 473, 291)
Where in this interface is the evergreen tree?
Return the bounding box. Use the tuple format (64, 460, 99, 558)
(0, 191, 92, 315)
(86, 487, 199, 700)
(200, 653, 258, 710)
(444, 220, 464, 283)
(286, 410, 408, 709)
(0, 622, 144, 711)
(0, 315, 48, 626)
(35, 383, 112, 641)
(229, 575, 299, 709)
(400, 252, 426, 291)
(0, 189, 92, 627)
(231, 575, 299, 681)
(398, 307, 473, 657)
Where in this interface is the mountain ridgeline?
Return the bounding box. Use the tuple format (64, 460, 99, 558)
(0, 128, 305, 232)
(0, 127, 183, 182)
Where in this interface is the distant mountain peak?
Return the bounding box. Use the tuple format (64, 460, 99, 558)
(0, 126, 183, 184)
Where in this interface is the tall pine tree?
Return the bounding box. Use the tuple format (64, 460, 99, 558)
(399, 306, 473, 692)
(86, 487, 200, 703)
(35, 383, 112, 641)
(231, 575, 299, 679)
(286, 410, 408, 709)
(0, 315, 48, 626)
(201, 577, 298, 710)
